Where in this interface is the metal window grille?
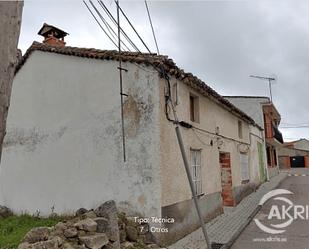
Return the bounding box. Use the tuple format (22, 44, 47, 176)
(240, 153, 249, 181)
(191, 149, 202, 195)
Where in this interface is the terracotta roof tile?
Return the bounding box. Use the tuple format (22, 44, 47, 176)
(16, 41, 258, 126)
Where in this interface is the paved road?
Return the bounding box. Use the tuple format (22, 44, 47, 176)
(231, 168, 309, 249)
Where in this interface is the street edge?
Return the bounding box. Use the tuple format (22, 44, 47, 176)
(221, 173, 288, 249)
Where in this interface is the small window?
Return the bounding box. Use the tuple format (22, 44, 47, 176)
(266, 146, 271, 166)
(190, 149, 202, 196)
(238, 120, 243, 139)
(273, 148, 277, 166)
(173, 82, 178, 106)
(240, 153, 249, 181)
(190, 94, 199, 123)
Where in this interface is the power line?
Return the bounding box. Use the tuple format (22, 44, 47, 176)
(281, 122, 309, 126)
(192, 125, 250, 145)
(280, 125, 309, 129)
(83, 0, 119, 49)
(144, 0, 160, 55)
(98, 0, 140, 52)
(98, 0, 141, 52)
(89, 0, 118, 43)
(89, 0, 131, 51)
(114, 0, 152, 53)
(280, 121, 309, 128)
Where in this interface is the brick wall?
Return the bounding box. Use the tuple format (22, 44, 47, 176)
(220, 153, 235, 206)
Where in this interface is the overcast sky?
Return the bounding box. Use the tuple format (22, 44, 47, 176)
(18, 0, 309, 141)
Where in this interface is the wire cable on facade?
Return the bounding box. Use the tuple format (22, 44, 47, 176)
(98, 0, 141, 52)
(192, 129, 216, 147)
(191, 125, 250, 146)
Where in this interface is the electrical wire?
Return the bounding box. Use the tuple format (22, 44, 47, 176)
(191, 125, 250, 146)
(98, 0, 141, 52)
(144, 0, 160, 55)
(114, 0, 152, 53)
(98, 0, 140, 52)
(89, 0, 131, 51)
(133, 62, 158, 73)
(193, 129, 216, 147)
(281, 122, 309, 125)
(163, 71, 179, 123)
(89, 0, 118, 43)
(97, 2, 168, 114)
(280, 126, 309, 129)
(83, 0, 119, 49)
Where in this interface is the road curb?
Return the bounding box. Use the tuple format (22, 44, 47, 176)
(221, 173, 288, 249)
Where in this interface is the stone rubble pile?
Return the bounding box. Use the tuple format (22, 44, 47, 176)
(17, 201, 164, 249)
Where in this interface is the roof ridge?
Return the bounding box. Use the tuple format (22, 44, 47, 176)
(224, 95, 270, 99)
(16, 42, 259, 127)
(31, 41, 161, 57)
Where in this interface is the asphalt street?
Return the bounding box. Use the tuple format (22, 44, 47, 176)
(231, 168, 309, 249)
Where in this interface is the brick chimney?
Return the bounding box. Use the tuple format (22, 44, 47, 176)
(38, 23, 68, 47)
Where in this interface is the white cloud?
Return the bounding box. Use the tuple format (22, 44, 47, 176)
(18, 0, 309, 140)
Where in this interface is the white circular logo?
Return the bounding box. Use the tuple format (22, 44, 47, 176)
(254, 189, 294, 234)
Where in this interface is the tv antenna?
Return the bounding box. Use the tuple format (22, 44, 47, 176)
(250, 75, 276, 102)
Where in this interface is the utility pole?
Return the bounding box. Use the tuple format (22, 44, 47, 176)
(0, 1, 23, 162)
(175, 125, 212, 249)
(116, 0, 126, 162)
(250, 75, 276, 102)
(166, 79, 212, 249)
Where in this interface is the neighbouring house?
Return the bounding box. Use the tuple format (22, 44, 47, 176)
(224, 96, 283, 179)
(278, 139, 309, 168)
(0, 24, 264, 245)
(284, 138, 309, 151)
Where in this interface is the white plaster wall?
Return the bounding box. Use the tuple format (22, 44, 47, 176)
(248, 125, 267, 183)
(225, 97, 270, 181)
(225, 97, 269, 128)
(0, 51, 162, 217)
(159, 78, 252, 207)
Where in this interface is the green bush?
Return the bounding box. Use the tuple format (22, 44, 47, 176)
(0, 215, 61, 249)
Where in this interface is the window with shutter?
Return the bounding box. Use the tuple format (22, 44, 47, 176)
(189, 94, 199, 123)
(240, 153, 249, 181)
(190, 149, 202, 196)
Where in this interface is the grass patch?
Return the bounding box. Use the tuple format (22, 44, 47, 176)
(0, 215, 61, 249)
(133, 241, 149, 249)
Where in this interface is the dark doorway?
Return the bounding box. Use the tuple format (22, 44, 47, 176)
(290, 156, 305, 168)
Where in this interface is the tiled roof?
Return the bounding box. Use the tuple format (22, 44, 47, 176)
(16, 41, 257, 126)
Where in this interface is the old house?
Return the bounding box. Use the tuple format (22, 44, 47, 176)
(224, 96, 283, 179)
(278, 139, 309, 168)
(0, 24, 265, 245)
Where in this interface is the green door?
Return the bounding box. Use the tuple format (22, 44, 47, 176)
(258, 142, 266, 182)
